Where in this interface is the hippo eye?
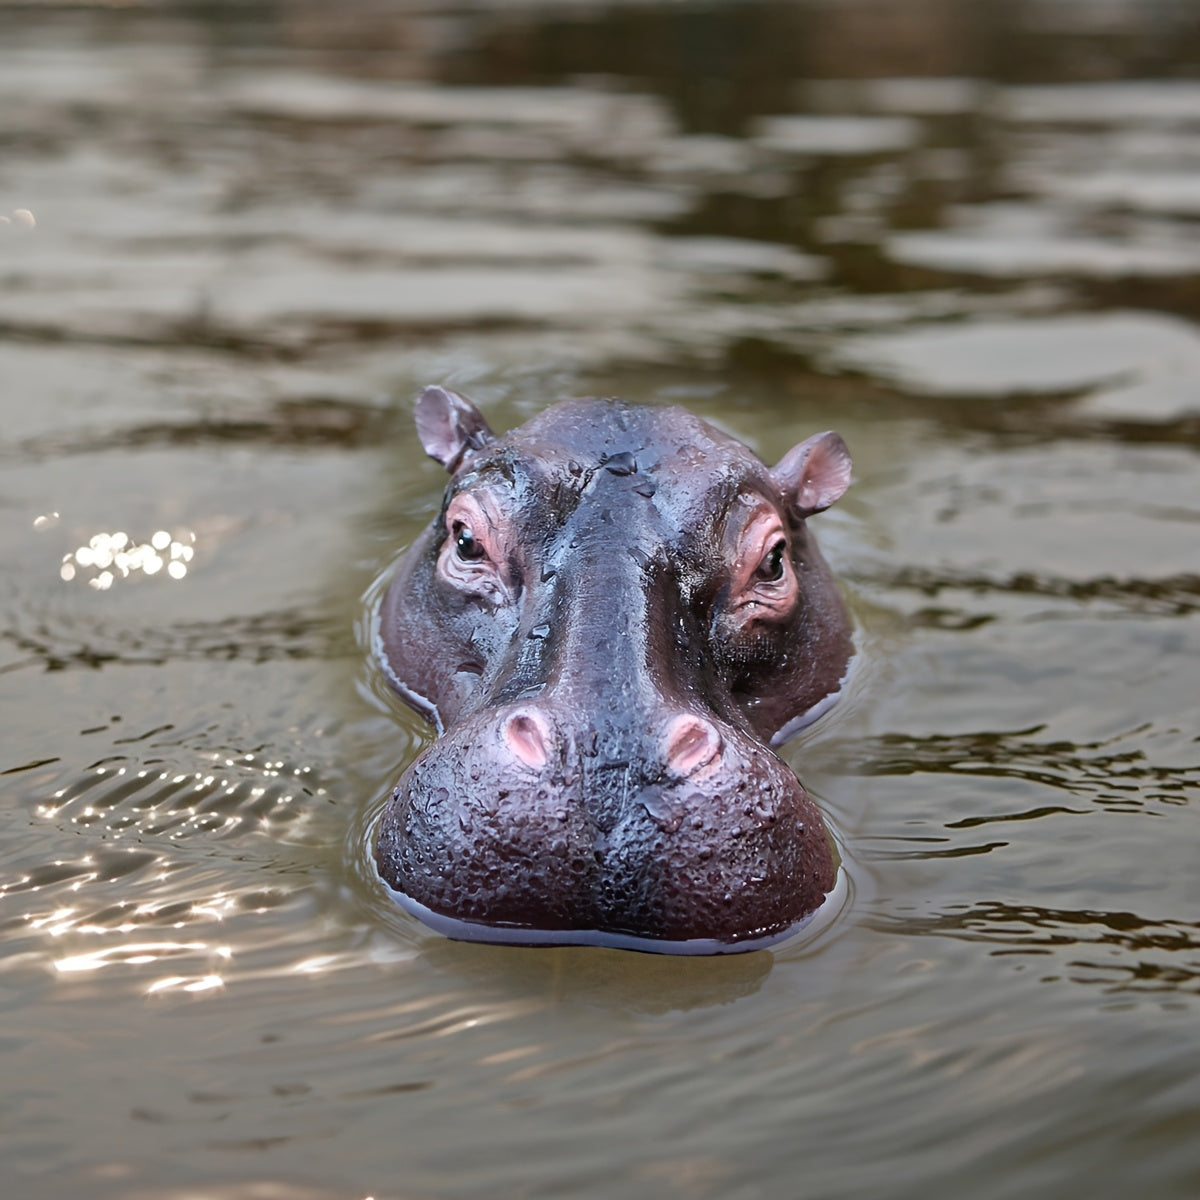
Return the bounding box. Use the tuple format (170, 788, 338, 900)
(755, 539, 787, 584)
(726, 511, 797, 628)
(453, 522, 487, 562)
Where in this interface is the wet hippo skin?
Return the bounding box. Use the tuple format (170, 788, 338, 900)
(375, 386, 855, 953)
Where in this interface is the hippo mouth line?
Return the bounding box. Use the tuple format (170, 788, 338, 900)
(382, 867, 848, 955)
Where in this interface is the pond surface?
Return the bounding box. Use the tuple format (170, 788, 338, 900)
(2, 2, 1199, 1197)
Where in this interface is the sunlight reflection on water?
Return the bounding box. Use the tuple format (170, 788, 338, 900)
(57, 529, 196, 587)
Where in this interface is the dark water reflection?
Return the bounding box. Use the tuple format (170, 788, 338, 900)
(2, 1, 1199, 1198)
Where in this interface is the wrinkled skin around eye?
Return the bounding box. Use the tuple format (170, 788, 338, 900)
(436, 491, 513, 605)
(724, 506, 799, 629)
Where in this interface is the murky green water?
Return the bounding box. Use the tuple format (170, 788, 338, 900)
(2, 2, 1198, 1197)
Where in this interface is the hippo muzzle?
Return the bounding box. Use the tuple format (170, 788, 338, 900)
(375, 387, 854, 953)
(378, 705, 835, 951)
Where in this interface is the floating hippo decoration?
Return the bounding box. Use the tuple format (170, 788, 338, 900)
(374, 386, 854, 954)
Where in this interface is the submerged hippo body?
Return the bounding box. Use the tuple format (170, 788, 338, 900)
(375, 386, 854, 954)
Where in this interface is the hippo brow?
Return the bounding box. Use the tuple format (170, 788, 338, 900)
(445, 447, 593, 509)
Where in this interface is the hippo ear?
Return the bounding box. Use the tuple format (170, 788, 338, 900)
(771, 431, 852, 519)
(414, 385, 495, 472)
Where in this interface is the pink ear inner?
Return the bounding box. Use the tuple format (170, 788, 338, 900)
(771, 431, 852, 518)
(414, 385, 494, 472)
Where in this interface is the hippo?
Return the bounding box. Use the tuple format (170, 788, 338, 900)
(374, 386, 854, 954)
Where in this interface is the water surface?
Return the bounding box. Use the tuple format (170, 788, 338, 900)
(2, 3, 1198, 1198)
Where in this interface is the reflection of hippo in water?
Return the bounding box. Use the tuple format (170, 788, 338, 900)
(375, 386, 855, 954)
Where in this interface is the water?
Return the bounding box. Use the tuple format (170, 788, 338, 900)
(2, 2, 1198, 1197)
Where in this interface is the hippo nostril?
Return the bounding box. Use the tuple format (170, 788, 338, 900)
(501, 709, 553, 771)
(664, 714, 723, 778)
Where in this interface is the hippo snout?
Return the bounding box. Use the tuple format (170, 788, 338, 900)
(375, 702, 836, 949)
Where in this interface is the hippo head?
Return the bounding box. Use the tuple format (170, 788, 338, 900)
(375, 386, 854, 953)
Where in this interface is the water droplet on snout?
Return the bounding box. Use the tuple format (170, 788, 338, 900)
(639, 791, 683, 833)
(602, 451, 637, 476)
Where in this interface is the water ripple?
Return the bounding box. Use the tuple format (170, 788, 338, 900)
(846, 725, 1196, 813)
(871, 902, 1200, 997)
(2, 609, 350, 675)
